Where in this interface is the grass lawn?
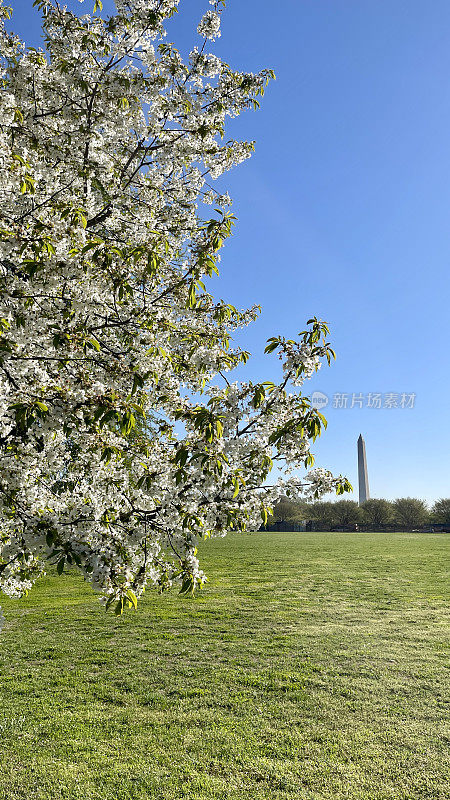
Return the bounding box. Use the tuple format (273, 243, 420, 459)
(0, 532, 448, 800)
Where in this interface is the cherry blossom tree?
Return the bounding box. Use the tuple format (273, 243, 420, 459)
(0, 0, 350, 626)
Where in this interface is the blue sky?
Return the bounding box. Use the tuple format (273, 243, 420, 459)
(12, 1, 450, 503)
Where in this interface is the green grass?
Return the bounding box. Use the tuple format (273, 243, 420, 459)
(0, 532, 448, 800)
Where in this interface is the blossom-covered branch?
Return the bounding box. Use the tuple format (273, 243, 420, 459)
(0, 0, 350, 626)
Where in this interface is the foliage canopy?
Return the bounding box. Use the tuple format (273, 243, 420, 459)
(0, 0, 349, 623)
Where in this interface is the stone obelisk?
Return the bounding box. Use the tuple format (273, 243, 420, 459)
(357, 434, 370, 505)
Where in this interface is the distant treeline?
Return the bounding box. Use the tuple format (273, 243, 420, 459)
(262, 497, 450, 532)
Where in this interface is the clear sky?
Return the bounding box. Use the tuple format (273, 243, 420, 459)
(12, 0, 450, 504)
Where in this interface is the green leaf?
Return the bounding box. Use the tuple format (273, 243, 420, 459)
(114, 598, 124, 615)
(175, 447, 189, 467)
(121, 411, 136, 436)
(188, 282, 196, 308)
(131, 372, 144, 395)
(179, 576, 195, 596)
(126, 589, 138, 610)
(101, 447, 113, 463)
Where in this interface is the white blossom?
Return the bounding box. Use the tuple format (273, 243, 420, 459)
(197, 10, 221, 41)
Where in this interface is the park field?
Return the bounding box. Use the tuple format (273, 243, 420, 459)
(0, 532, 448, 800)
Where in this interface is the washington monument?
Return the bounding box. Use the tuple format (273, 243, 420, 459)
(357, 434, 370, 505)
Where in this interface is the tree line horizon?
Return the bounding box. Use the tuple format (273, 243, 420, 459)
(269, 497, 450, 528)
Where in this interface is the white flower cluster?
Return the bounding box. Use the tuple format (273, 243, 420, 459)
(0, 0, 348, 624)
(190, 48, 222, 78)
(197, 10, 221, 41)
(203, 189, 231, 206)
(282, 341, 322, 387)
